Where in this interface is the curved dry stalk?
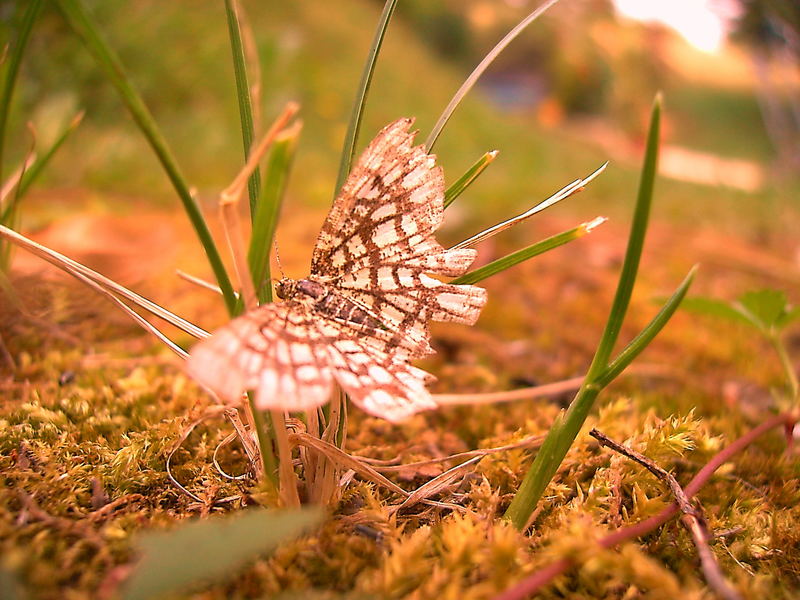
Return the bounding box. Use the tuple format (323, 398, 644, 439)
(433, 376, 585, 406)
(212, 432, 250, 481)
(390, 455, 482, 513)
(165, 406, 229, 504)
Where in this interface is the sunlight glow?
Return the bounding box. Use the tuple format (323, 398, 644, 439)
(613, 0, 729, 53)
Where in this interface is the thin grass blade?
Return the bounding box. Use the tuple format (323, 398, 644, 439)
(587, 96, 661, 375)
(54, 0, 237, 312)
(334, 0, 398, 194)
(224, 0, 260, 215)
(452, 217, 606, 286)
(597, 266, 697, 387)
(504, 95, 663, 529)
(248, 121, 301, 304)
(452, 163, 606, 250)
(425, 0, 561, 150)
(0, 0, 44, 183)
(444, 150, 498, 208)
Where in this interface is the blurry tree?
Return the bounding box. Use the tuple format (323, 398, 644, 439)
(729, 0, 800, 170)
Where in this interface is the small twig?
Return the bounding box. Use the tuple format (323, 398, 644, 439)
(87, 494, 144, 521)
(492, 412, 795, 600)
(590, 428, 743, 600)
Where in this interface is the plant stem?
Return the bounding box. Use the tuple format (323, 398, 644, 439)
(503, 96, 662, 529)
(770, 334, 799, 401)
(494, 412, 794, 600)
(248, 397, 276, 486)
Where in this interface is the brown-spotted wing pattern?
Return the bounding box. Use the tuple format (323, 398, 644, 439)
(187, 118, 486, 422)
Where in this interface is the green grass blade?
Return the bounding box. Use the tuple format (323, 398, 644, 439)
(224, 0, 260, 217)
(0, 0, 44, 183)
(248, 123, 301, 304)
(55, 0, 237, 314)
(334, 0, 398, 195)
(586, 94, 661, 377)
(250, 396, 278, 486)
(451, 218, 605, 286)
(425, 0, 560, 151)
(121, 507, 323, 600)
(444, 150, 498, 209)
(503, 95, 663, 529)
(596, 266, 697, 387)
(7, 111, 84, 210)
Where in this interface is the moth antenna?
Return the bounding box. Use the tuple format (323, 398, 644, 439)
(273, 241, 286, 279)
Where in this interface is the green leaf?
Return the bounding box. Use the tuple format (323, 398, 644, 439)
(0, 111, 85, 229)
(588, 94, 660, 373)
(504, 95, 663, 530)
(121, 507, 323, 600)
(735, 289, 791, 332)
(598, 266, 697, 387)
(680, 296, 753, 326)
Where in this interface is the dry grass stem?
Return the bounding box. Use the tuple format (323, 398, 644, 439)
(390, 455, 482, 513)
(175, 269, 228, 296)
(433, 376, 585, 406)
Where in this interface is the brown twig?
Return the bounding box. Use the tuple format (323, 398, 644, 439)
(491, 411, 795, 600)
(589, 429, 742, 600)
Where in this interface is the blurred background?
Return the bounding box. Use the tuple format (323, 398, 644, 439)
(1, 0, 798, 280)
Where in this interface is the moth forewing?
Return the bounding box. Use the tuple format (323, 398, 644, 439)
(186, 118, 487, 422)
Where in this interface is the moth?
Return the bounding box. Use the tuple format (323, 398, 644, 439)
(187, 118, 487, 422)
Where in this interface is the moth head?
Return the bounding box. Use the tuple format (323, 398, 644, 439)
(275, 278, 297, 300)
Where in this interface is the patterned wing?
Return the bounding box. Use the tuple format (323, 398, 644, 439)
(186, 301, 439, 422)
(310, 118, 486, 357)
(186, 302, 334, 412)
